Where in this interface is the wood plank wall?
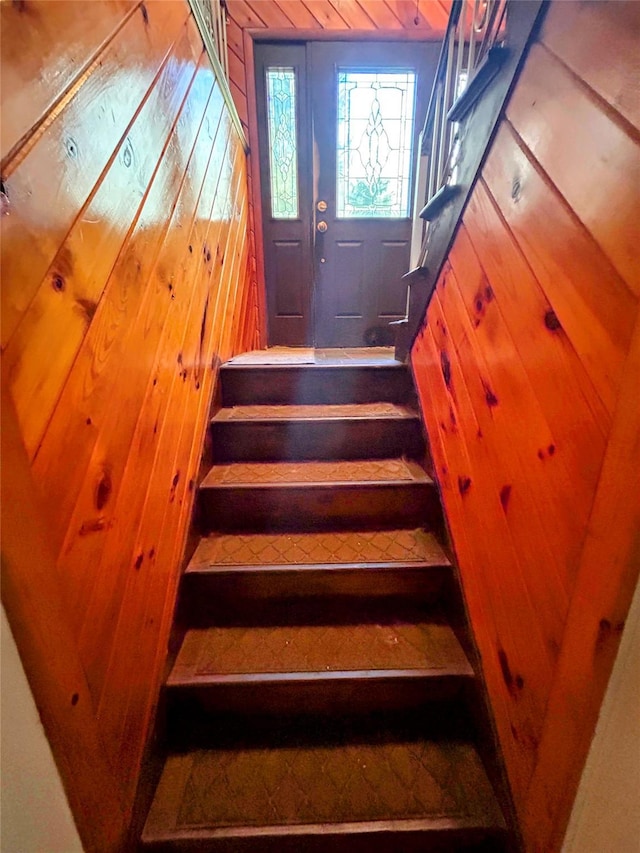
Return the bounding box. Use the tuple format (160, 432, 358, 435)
(0, 1, 258, 848)
(410, 2, 640, 850)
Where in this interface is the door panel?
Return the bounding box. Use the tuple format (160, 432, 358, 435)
(255, 44, 313, 345)
(311, 42, 438, 347)
(379, 241, 410, 316)
(273, 241, 306, 315)
(256, 41, 440, 347)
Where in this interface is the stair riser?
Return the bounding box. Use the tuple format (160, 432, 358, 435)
(142, 826, 506, 853)
(220, 365, 416, 406)
(198, 484, 440, 532)
(167, 676, 470, 725)
(210, 418, 424, 462)
(180, 569, 449, 624)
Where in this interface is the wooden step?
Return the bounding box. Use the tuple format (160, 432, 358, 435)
(197, 458, 440, 532)
(142, 725, 506, 852)
(210, 403, 424, 462)
(179, 529, 451, 623)
(220, 362, 416, 406)
(166, 619, 473, 719)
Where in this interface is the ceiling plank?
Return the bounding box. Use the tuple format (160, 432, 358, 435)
(301, 0, 350, 29)
(273, 0, 321, 29)
(327, 0, 376, 30)
(421, 0, 452, 30)
(245, 0, 295, 28)
(227, 0, 267, 29)
(357, 0, 404, 29)
(386, 0, 444, 32)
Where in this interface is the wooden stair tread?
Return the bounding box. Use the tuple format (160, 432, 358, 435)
(219, 355, 415, 406)
(201, 458, 431, 487)
(168, 622, 473, 683)
(213, 402, 418, 422)
(142, 736, 505, 843)
(187, 529, 450, 571)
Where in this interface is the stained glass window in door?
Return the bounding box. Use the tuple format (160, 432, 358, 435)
(266, 67, 299, 219)
(337, 71, 416, 218)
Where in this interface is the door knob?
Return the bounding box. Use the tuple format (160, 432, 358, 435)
(317, 220, 328, 233)
(317, 200, 327, 212)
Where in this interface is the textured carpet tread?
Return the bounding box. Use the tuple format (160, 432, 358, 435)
(144, 739, 504, 833)
(187, 529, 449, 569)
(169, 622, 472, 680)
(201, 458, 429, 486)
(213, 402, 416, 420)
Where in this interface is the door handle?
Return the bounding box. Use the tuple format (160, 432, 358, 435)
(317, 220, 328, 233)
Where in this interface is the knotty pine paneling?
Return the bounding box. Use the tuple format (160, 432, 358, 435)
(411, 3, 640, 850)
(0, 2, 257, 849)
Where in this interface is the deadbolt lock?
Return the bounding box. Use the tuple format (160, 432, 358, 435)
(317, 220, 328, 233)
(317, 200, 328, 213)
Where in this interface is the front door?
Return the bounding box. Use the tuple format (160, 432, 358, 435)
(255, 41, 439, 347)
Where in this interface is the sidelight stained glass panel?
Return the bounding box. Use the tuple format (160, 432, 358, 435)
(266, 67, 299, 219)
(337, 70, 416, 219)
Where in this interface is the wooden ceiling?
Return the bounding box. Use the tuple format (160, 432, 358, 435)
(226, 1, 454, 34)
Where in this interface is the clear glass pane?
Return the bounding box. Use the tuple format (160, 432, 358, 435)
(266, 67, 299, 219)
(337, 70, 416, 219)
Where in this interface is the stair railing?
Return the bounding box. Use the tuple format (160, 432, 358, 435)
(187, 0, 248, 151)
(398, 0, 546, 360)
(411, 0, 507, 268)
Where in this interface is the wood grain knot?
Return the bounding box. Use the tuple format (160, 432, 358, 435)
(440, 351, 451, 389)
(95, 470, 112, 510)
(65, 137, 78, 159)
(499, 484, 511, 509)
(544, 310, 561, 331)
(483, 384, 498, 407)
(458, 476, 472, 495)
(511, 177, 522, 201)
(498, 648, 524, 696)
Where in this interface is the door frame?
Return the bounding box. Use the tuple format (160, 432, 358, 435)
(243, 28, 443, 347)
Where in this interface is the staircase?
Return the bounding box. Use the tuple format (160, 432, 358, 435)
(141, 349, 507, 852)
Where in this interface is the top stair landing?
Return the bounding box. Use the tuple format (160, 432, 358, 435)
(221, 347, 416, 406)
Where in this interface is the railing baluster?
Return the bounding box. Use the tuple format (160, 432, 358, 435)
(410, 131, 429, 268)
(454, 3, 466, 95)
(450, 5, 466, 156)
(437, 24, 456, 186)
(428, 85, 442, 201)
(221, 2, 229, 79)
(468, 0, 478, 78)
(411, 0, 513, 274)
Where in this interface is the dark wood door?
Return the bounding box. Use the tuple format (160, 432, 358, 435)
(255, 41, 439, 347)
(255, 43, 314, 345)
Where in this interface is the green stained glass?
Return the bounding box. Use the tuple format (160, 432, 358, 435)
(266, 67, 299, 219)
(337, 70, 416, 219)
